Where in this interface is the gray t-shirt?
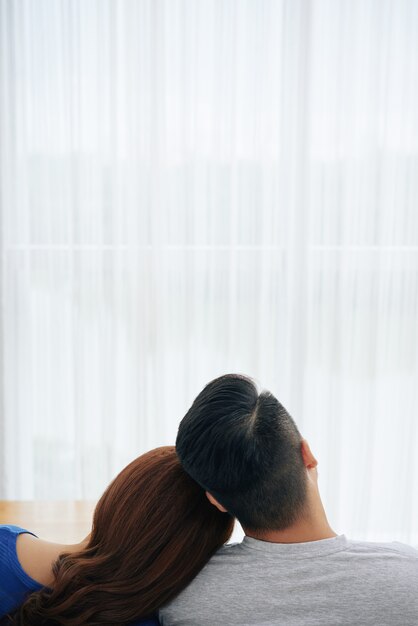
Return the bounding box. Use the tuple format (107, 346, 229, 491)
(159, 534, 418, 625)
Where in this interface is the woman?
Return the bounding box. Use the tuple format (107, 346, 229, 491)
(0, 446, 234, 625)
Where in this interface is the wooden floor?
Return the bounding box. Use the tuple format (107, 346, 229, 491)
(0, 501, 95, 543)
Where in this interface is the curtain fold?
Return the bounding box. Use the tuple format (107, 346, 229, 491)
(0, 0, 417, 543)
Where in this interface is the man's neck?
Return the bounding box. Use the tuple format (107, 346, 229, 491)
(246, 524, 337, 544)
(244, 500, 337, 544)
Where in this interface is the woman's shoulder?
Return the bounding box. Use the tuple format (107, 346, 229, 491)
(0, 524, 41, 584)
(0, 524, 45, 588)
(0, 523, 39, 558)
(14, 531, 76, 588)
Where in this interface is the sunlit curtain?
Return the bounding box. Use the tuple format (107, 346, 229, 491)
(0, 0, 417, 544)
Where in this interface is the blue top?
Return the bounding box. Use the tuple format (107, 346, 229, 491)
(0, 525, 159, 625)
(0, 525, 43, 616)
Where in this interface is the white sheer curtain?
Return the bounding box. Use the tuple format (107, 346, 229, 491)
(0, 0, 417, 544)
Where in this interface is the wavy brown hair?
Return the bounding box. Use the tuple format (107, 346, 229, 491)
(4, 446, 234, 625)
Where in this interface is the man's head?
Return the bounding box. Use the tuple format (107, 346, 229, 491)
(176, 373, 312, 532)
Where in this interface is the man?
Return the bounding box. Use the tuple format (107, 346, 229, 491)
(159, 373, 418, 626)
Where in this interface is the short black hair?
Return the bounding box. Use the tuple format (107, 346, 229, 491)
(176, 373, 308, 531)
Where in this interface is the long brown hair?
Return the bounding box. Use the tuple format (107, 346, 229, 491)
(5, 446, 234, 625)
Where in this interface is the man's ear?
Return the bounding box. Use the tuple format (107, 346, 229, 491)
(206, 491, 228, 513)
(300, 438, 318, 470)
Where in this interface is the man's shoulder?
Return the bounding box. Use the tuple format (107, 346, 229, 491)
(216, 536, 418, 562)
(341, 537, 418, 586)
(346, 537, 418, 560)
(168, 535, 418, 596)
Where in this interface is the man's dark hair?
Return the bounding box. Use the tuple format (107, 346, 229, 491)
(176, 373, 308, 531)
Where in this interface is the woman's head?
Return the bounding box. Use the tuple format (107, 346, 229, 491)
(8, 447, 234, 625)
